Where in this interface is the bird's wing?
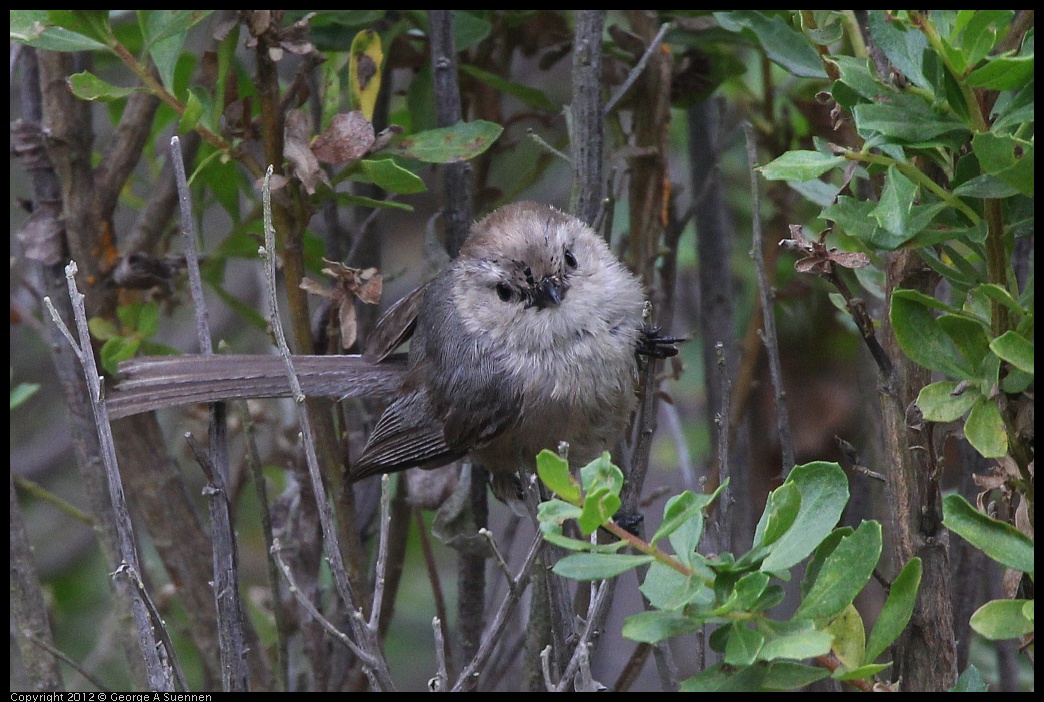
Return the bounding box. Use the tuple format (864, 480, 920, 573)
(362, 279, 433, 362)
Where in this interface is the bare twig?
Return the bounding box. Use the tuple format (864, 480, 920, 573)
(604, 22, 673, 116)
(172, 135, 250, 691)
(238, 400, 291, 690)
(260, 168, 395, 690)
(742, 122, 795, 474)
(451, 534, 544, 691)
(25, 632, 106, 692)
(432, 617, 450, 691)
(44, 267, 174, 692)
(368, 475, 394, 631)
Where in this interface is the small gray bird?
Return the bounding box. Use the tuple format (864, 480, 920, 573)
(109, 202, 667, 485)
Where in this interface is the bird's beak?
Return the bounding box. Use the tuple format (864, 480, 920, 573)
(533, 276, 566, 309)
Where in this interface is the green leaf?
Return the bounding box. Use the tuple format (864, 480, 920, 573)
(990, 331, 1034, 375)
(759, 462, 849, 573)
(828, 55, 891, 102)
(651, 489, 716, 545)
(330, 192, 413, 211)
(139, 10, 211, 50)
(801, 527, 852, 599)
(872, 165, 917, 237)
(794, 521, 881, 621)
(759, 150, 845, 182)
(88, 316, 120, 341)
(916, 381, 980, 422)
(969, 599, 1034, 640)
(864, 557, 921, 663)
(752, 482, 800, 549)
(715, 11, 827, 78)
(953, 10, 1013, 72)
(578, 487, 620, 536)
(824, 603, 865, 670)
(10, 10, 108, 51)
(852, 96, 967, 143)
(67, 71, 137, 102)
(943, 493, 1033, 574)
(724, 624, 765, 666)
(552, 552, 653, 581)
(953, 173, 1021, 199)
(179, 89, 204, 132)
(973, 132, 1034, 196)
(756, 620, 833, 662)
(890, 290, 973, 379)
(762, 662, 832, 690)
(357, 159, 426, 194)
(640, 562, 709, 610)
(460, 64, 557, 112)
(140, 10, 194, 93)
(964, 396, 1009, 458)
(867, 11, 930, 90)
(100, 337, 141, 375)
(832, 663, 892, 681)
(623, 609, 703, 644)
(967, 54, 1035, 91)
(11, 382, 41, 410)
(536, 449, 579, 504)
(580, 451, 624, 497)
(450, 10, 492, 51)
(536, 498, 582, 526)
(730, 572, 772, 610)
(385, 120, 503, 163)
(950, 665, 989, 692)
(938, 314, 991, 368)
(47, 10, 113, 46)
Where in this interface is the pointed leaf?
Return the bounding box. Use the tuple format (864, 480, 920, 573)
(67, 71, 137, 102)
(942, 494, 1033, 574)
(990, 331, 1034, 375)
(969, 599, 1034, 640)
(864, 556, 921, 662)
(384, 121, 502, 163)
(759, 462, 849, 573)
(552, 553, 652, 581)
(890, 290, 973, 379)
(794, 521, 881, 621)
(759, 150, 845, 182)
(916, 381, 980, 422)
(536, 449, 579, 504)
(964, 396, 1008, 458)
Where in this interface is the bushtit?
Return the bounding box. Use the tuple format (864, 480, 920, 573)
(110, 202, 667, 484)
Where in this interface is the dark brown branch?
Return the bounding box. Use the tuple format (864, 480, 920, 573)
(96, 89, 160, 223)
(569, 10, 606, 226)
(743, 122, 795, 473)
(429, 10, 474, 258)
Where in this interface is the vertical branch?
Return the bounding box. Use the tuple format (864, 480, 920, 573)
(743, 122, 795, 474)
(14, 46, 147, 687)
(10, 472, 65, 691)
(688, 99, 749, 549)
(879, 253, 957, 691)
(44, 267, 174, 692)
(429, 9, 474, 258)
(569, 10, 606, 226)
(171, 136, 250, 690)
(428, 10, 488, 681)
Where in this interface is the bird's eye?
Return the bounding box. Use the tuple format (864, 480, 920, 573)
(564, 249, 578, 269)
(496, 282, 514, 302)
